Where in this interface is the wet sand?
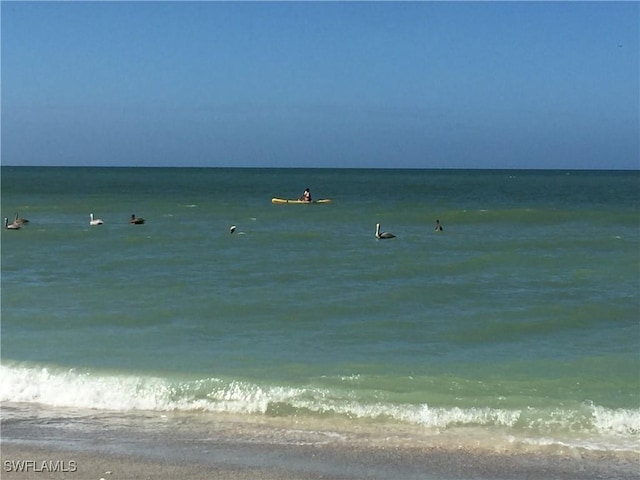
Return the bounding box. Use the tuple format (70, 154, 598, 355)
(2, 441, 639, 480)
(2, 404, 638, 480)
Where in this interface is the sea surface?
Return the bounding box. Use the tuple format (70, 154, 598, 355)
(1, 167, 639, 456)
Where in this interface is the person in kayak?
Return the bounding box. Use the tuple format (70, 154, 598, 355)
(299, 188, 312, 202)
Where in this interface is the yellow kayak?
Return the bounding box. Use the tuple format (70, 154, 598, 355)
(271, 198, 332, 205)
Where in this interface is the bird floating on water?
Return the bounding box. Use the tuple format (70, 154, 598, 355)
(4, 217, 21, 230)
(375, 223, 395, 239)
(229, 225, 236, 234)
(14, 212, 29, 225)
(89, 213, 104, 226)
(130, 214, 145, 224)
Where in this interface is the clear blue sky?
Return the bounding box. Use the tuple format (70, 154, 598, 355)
(2, 1, 638, 169)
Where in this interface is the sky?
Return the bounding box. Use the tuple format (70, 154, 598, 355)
(1, 1, 638, 169)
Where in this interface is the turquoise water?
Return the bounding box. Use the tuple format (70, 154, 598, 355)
(1, 167, 639, 453)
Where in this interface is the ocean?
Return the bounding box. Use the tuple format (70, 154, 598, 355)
(1, 167, 639, 460)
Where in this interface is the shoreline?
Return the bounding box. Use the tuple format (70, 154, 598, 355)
(3, 441, 639, 480)
(2, 409, 639, 480)
(2, 403, 638, 479)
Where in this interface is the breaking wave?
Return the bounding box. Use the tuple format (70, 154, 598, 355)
(2, 362, 638, 452)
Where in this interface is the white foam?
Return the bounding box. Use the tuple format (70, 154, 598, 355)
(1, 363, 638, 453)
(0, 364, 308, 414)
(590, 404, 640, 436)
(1, 364, 189, 411)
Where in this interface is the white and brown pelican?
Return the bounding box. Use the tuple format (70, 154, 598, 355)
(14, 212, 29, 225)
(89, 213, 104, 226)
(4, 217, 21, 230)
(375, 223, 395, 239)
(130, 214, 145, 224)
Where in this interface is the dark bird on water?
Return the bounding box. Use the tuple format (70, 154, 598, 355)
(130, 214, 145, 224)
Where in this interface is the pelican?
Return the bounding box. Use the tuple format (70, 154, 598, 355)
(14, 212, 29, 225)
(89, 213, 104, 226)
(229, 225, 236, 234)
(375, 223, 395, 239)
(130, 214, 145, 224)
(4, 217, 21, 230)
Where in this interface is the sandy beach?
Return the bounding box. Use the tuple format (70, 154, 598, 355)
(2, 404, 639, 480)
(3, 440, 639, 480)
